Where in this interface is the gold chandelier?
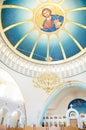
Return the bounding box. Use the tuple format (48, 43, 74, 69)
(33, 72, 63, 93)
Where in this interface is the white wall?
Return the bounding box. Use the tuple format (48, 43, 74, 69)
(0, 62, 48, 126)
(0, 61, 86, 126)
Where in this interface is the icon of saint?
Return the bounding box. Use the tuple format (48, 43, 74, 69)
(41, 8, 64, 32)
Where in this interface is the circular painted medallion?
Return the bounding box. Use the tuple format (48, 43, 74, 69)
(35, 3, 64, 32)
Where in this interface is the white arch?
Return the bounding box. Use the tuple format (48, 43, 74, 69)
(0, 68, 26, 127)
(38, 82, 86, 126)
(66, 107, 80, 127)
(10, 111, 21, 128)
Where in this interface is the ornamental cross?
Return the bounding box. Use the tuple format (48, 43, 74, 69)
(70, 104, 73, 108)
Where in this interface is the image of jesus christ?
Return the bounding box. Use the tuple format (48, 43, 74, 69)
(41, 8, 64, 32)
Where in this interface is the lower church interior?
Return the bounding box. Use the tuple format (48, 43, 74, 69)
(0, 0, 86, 130)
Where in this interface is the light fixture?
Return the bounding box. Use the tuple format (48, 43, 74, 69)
(33, 72, 64, 93)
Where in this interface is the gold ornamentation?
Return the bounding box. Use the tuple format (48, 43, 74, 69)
(33, 72, 63, 93)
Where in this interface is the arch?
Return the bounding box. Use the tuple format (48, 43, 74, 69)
(10, 111, 21, 128)
(0, 107, 9, 125)
(3, 109, 9, 126)
(66, 107, 79, 127)
(38, 82, 86, 125)
(66, 108, 79, 118)
(0, 68, 27, 127)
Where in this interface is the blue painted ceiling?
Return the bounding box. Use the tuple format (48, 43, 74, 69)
(0, 0, 86, 63)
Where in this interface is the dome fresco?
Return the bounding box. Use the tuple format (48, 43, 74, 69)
(0, 0, 86, 63)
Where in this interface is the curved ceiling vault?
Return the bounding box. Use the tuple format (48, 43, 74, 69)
(38, 83, 86, 124)
(0, 0, 86, 77)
